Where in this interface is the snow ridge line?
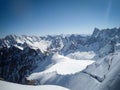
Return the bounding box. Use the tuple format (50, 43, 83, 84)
(82, 71, 105, 83)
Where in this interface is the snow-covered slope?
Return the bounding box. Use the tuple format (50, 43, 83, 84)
(27, 53, 94, 80)
(26, 51, 120, 90)
(66, 51, 95, 60)
(0, 33, 92, 83)
(1, 27, 120, 90)
(0, 80, 69, 90)
(0, 35, 51, 52)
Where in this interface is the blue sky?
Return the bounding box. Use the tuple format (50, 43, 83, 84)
(0, 0, 120, 37)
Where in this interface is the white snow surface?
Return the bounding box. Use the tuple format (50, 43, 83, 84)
(116, 43, 120, 46)
(25, 40, 51, 52)
(27, 53, 94, 80)
(0, 80, 69, 90)
(15, 36, 51, 52)
(67, 51, 95, 60)
(14, 45, 23, 50)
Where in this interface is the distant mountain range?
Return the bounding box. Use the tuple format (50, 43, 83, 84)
(0, 27, 120, 90)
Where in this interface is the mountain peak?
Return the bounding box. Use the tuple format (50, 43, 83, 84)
(92, 27, 100, 38)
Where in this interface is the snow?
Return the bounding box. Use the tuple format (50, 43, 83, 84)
(115, 43, 120, 51)
(31, 40, 51, 52)
(14, 45, 23, 50)
(99, 44, 113, 56)
(1, 28, 120, 90)
(66, 51, 95, 60)
(27, 53, 94, 80)
(96, 52, 120, 90)
(0, 80, 69, 90)
(20, 38, 51, 52)
(116, 43, 120, 46)
(16, 38, 24, 44)
(15, 36, 51, 52)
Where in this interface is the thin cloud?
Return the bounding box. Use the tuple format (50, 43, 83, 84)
(105, 0, 112, 23)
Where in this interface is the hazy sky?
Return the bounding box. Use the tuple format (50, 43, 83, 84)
(0, 0, 120, 37)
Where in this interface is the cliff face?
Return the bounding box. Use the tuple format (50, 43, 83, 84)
(0, 45, 46, 83)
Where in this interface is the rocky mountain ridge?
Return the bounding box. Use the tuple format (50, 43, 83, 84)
(1, 27, 120, 90)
